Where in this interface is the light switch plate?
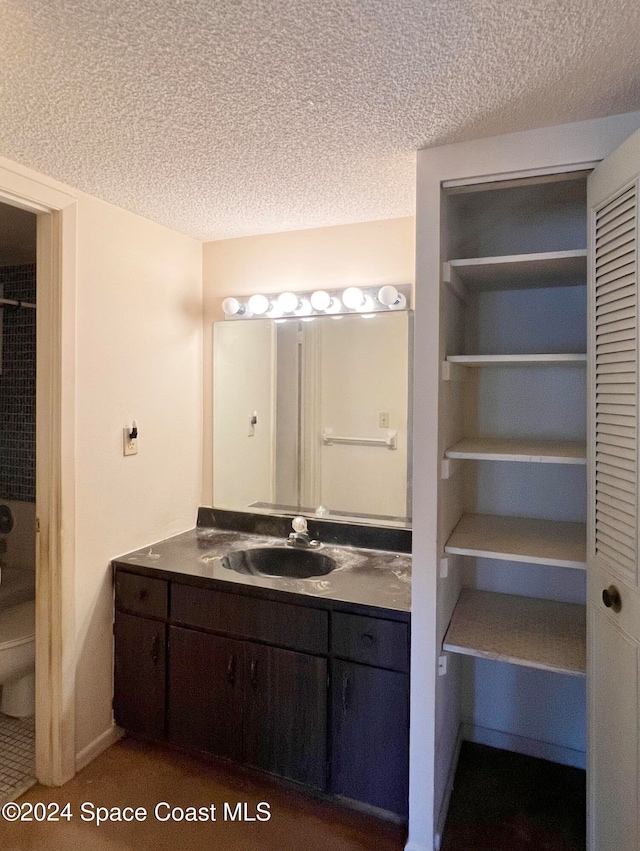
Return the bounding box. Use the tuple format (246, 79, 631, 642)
(123, 427, 138, 456)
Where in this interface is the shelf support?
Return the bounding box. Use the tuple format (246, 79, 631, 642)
(442, 262, 468, 303)
(441, 361, 467, 382)
(441, 457, 462, 480)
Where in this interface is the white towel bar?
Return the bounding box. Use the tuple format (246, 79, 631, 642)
(322, 428, 397, 449)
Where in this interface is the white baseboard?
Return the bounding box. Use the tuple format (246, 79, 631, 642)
(462, 722, 586, 769)
(75, 724, 124, 772)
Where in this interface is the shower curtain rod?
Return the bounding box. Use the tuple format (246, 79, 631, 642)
(0, 297, 36, 309)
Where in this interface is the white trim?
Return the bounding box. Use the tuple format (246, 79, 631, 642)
(441, 161, 598, 190)
(434, 727, 463, 849)
(461, 722, 586, 769)
(0, 160, 78, 787)
(75, 725, 124, 773)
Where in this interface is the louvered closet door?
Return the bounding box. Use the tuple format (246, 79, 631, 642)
(588, 130, 640, 851)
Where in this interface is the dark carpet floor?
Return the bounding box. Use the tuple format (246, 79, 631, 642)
(440, 742, 586, 851)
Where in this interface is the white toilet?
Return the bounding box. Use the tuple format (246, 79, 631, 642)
(0, 600, 35, 718)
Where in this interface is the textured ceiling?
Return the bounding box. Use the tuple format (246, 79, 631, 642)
(1, 1, 640, 241)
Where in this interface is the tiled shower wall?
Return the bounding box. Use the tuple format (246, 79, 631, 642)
(0, 264, 36, 502)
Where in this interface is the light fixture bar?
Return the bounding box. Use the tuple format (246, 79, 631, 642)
(221, 284, 411, 319)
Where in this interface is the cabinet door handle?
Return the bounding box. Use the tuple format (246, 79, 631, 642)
(250, 657, 258, 690)
(602, 585, 622, 613)
(151, 632, 160, 666)
(361, 633, 375, 647)
(341, 672, 349, 718)
(227, 654, 236, 686)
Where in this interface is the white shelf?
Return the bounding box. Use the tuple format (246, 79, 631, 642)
(446, 353, 586, 366)
(445, 513, 586, 570)
(445, 437, 586, 465)
(443, 589, 586, 677)
(444, 249, 587, 291)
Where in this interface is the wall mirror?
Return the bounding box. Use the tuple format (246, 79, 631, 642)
(212, 310, 412, 527)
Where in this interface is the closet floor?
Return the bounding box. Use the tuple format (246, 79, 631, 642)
(441, 742, 586, 851)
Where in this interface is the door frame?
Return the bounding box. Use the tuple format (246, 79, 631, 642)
(0, 158, 77, 785)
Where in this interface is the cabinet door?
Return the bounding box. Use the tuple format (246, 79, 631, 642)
(331, 659, 409, 817)
(243, 644, 327, 789)
(167, 626, 243, 761)
(588, 134, 640, 851)
(114, 612, 166, 738)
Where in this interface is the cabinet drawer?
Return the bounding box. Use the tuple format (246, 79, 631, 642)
(115, 571, 168, 619)
(331, 612, 409, 672)
(171, 584, 328, 655)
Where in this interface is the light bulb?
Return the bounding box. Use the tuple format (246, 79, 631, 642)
(310, 290, 331, 311)
(294, 298, 312, 316)
(342, 287, 365, 309)
(278, 291, 299, 313)
(248, 294, 269, 315)
(360, 295, 375, 312)
(221, 297, 245, 316)
(377, 285, 399, 306)
(378, 285, 406, 310)
(325, 297, 342, 314)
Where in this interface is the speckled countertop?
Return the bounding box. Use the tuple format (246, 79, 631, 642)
(113, 526, 411, 613)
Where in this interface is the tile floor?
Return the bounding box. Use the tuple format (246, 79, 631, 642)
(0, 712, 35, 804)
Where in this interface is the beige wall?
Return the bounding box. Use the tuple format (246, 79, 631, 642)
(202, 217, 416, 504)
(73, 192, 202, 754)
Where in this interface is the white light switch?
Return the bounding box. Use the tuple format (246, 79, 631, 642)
(123, 425, 138, 456)
(379, 412, 390, 428)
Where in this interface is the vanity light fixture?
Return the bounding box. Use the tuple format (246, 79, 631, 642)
(221, 284, 411, 320)
(221, 297, 246, 316)
(294, 297, 313, 316)
(377, 285, 407, 310)
(248, 294, 270, 315)
(310, 290, 331, 311)
(342, 286, 366, 310)
(266, 300, 283, 319)
(277, 291, 300, 313)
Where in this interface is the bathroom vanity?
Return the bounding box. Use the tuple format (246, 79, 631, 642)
(112, 509, 411, 818)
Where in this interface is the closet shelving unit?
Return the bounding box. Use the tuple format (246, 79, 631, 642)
(440, 175, 589, 682)
(443, 589, 586, 676)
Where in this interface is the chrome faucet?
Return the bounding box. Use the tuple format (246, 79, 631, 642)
(287, 516, 320, 549)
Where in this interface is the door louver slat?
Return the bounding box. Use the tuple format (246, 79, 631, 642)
(596, 207, 635, 241)
(596, 187, 635, 225)
(596, 488, 637, 519)
(595, 263, 636, 288)
(594, 182, 638, 586)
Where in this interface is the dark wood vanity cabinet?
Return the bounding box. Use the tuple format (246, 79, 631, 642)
(330, 613, 410, 817)
(166, 627, 327, 789)
(113, 567, 409, 817)
(167, 627, 244, 761)
(113, 613, 166, 739)
(330, 661, 409, 816)
(113, 574, 167, 740)
(243, 643, 327, 788)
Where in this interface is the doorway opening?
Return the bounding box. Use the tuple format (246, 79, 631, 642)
(0, 201, 37, 800)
